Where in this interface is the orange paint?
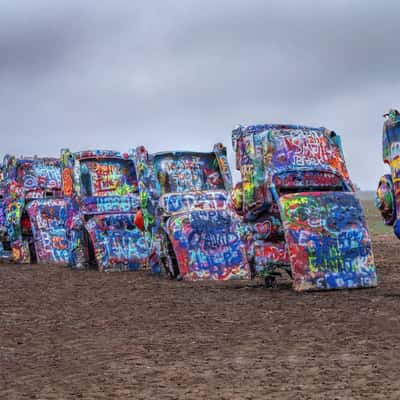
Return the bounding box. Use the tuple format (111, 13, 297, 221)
(62, 169, 73, 197)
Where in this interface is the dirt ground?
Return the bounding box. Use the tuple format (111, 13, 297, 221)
(1, 235, 400, 400)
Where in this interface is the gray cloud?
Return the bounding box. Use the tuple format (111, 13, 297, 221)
(1, 0, 400, 188)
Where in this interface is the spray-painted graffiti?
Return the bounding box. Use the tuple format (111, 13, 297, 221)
(0, 168, 11, 260)
(273, 171, 342, 189)
(61, 149, 148, 271)
(79, 158, 137, 197)
(12, 160, 61, 192)
(376, 110, 400, 237)
(253, 241, 289, 274)
(2, 156, 68, 264)
(134, 144, 249, 281)
(280, 192, 377, 290)
(232, 124, 376, 290)
(376, 175, 395, 225)
(160, 191, 228, 215)
(80, 196, 140, 214)
(26, 199, 69, 265)
(154, 151, 227, 194)
(277, 129, 340, 168)
(85, 214, 148, 271)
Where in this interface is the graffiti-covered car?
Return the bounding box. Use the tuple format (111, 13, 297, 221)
(2, 155, 69, 265)
(376, 109, 400, 236)
(61, 149, 148, 271)
(231, 124, 377, 291)
(134, 144, 250, 281)
(0, 164, 12, 260)
(0, 180, 7, 256)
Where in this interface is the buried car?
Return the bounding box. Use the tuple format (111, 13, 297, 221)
(0, 165, 11, 260)
(231, 124, 377, 291)
(134, 144, 250, 281)
(2, 155, 69, 265)
(376, 109, 400, 237)
(60, 149, 148, 271)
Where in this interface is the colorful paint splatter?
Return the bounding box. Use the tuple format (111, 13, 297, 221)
(232, 124, 377, 291)
(134, 144, 250, 281)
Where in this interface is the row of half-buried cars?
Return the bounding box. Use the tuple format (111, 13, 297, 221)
(0, 124, 378, 292)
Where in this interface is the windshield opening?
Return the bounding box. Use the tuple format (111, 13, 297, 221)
(79, 158, 137, 197)
(154, 153, 225, 194)
(16, 160, 61, 190)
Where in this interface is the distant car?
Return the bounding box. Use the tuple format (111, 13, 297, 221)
(134, 144, 250, 281)
(61, 149, 148, 271)
(376, 109, 400, 235)
(231, 124, 377, 291)
(2, 155, 69, 265)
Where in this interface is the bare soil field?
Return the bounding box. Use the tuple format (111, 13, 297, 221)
(1, 233, 400, 400)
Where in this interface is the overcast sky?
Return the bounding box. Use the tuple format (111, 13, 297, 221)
(1, 0, 399, 189)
